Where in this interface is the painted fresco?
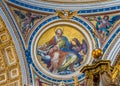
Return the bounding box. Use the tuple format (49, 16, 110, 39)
(10, 7, 48, 42)
(37, 25, 88, 75)
(14, 10, 42, 33)
(85, 14, 120, 45)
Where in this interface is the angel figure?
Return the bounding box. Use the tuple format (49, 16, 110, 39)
(14, 10, 43, 33)
(88, 15, 120, 44)
(95, 15, 120, 36)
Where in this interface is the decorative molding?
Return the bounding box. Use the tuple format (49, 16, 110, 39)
(0, 8, 27, 86)
(102, 24, 120, 65)
(5, 0, 120, 14)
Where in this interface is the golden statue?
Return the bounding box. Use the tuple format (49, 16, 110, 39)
(56, 10, 78, 19)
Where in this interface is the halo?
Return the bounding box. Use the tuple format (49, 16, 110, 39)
(54, 26, 64, 32)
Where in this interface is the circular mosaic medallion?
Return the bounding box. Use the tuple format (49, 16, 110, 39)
(32, 20, 95, 82)
(37, 25, 88, 75)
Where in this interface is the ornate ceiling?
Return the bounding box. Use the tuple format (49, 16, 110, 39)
(25, 0, 110, 3)
(7, 0, 120, 10)
(0, 0, 120, 86)
(0, 14, 23, 86)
